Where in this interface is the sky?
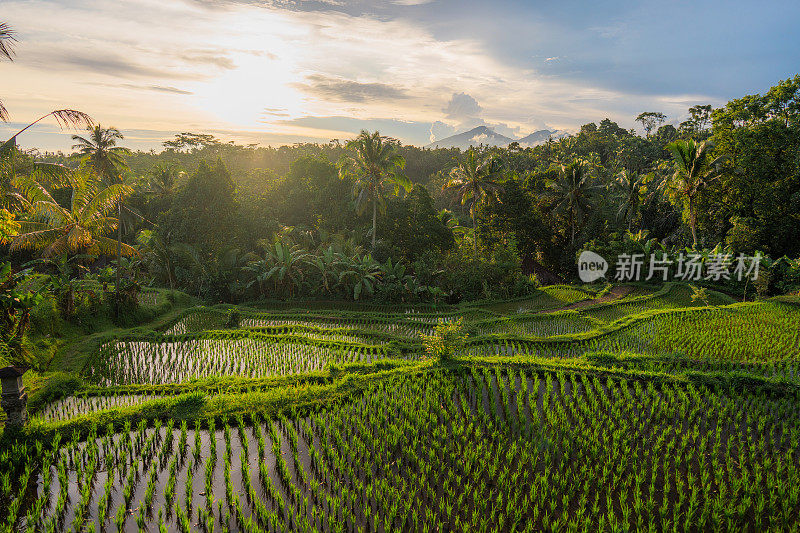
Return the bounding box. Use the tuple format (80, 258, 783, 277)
(1, 0, 799, 152)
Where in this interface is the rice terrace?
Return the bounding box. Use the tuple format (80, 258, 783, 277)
(1, 282, 799, 532)
(3, 1, 800, 531)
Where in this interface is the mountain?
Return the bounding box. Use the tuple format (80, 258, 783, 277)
(425, 126, 515, 150)
(517, 129, 562, 147)
(426, 126, 569, 150)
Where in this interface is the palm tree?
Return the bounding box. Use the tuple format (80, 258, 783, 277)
(72, 125, 131, 313)
(662, 139, 725, 248)
(1, 110, 93, 160)
(0, 22, 17, 122)
(546, 159, 600, 245)
(136, 230, 177, 289)
(72, 125, 130, 183)
(339, 130, 410, 249)
(9, 171, 135, 258)
(443, 148, 506, 257)
(146, 163, 181, 200)
(0, 207, 19, 243)
(611, 169, 651, 230)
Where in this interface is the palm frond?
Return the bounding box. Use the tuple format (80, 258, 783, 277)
(0, 22, 16, 60)
(41, 234, 71, 258)
(51, 110, 94, 130)
(9, 226, 64, 253)
(28, 162, 75, 187)
(11, 173, 61, 209)
(92, 236, 138, 258)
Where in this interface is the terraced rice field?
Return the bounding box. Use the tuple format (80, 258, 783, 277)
(3, 283, 799, 532)
(5, 368, 800, 532)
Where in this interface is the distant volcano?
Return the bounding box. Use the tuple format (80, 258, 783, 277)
(426, 126, 567, 150)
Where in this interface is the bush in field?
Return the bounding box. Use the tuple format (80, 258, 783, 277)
(421, 318, 466, 361)
(689, 284, 711, 306)
(223, 308, 241, 328)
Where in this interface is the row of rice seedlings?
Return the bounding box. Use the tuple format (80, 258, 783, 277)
(466, 299, 799, 364)
(639, 303, 800, 363)
(36, 394, 160, 422)
(470, 311, 598, 337)
(93, 337, 408, 385)
(579, 284, 733, 323)
(5, 366, 799, 531)
(479, 290, 589, 315)
(586, 351, 800, 382)
(572, 303, 799, 364)
(541, 285, 597, 303)
(165, 309, 440, 337)
(302, 369, 800, 531)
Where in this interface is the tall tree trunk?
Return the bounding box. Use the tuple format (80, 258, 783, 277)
(570, 209, 575, 245)
(689, 197, 698, 248)
(371, 200, 377, 250)
(472, 209, 478, 259)
(116, 200, 122, 318)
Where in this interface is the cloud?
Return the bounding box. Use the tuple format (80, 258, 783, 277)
(262, 107, 291, 117)
(273, 115, 433, 143)
(178, 49, 237, 70)
(34, 49, 182, 79)
(10, 0, 791, 151)
(442, 92, 482, 120)
(429, 120, 455, 142)
(120, 84, 194, 95)
(295, 74, 410, 102)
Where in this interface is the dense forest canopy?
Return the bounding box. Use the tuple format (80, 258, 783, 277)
(3, 76, 800, 307)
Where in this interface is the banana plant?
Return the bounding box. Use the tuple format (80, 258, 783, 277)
(379, 257, 412, 300)
(0, 261, 42, 367)
(246, 240, 309, 298)
(306, 245, 344, 296)
(338, 254, 382, 300)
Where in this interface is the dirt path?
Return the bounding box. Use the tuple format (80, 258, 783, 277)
(547, 285, 636, 313)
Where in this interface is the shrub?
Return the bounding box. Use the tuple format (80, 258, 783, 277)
(29, 292, 62, 337)
(421, 319, 467, 362)
(223, 309, 241, 329)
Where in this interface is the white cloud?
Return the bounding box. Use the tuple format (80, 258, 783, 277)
(428, 120, 454, 142)
(1, 0, 722, 150)
(392, 0, 435, 5)
(442, 92, 482, 120)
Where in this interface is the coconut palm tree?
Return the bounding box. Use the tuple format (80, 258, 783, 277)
(0, 22, 16, 122)
(611, 169, 652, 230)
(546, 159, 600, 245)
(146, 163, 181, 200)
(72, 125, 131, 183)
(443, 148, 506, 257)
(9, 171, 135, 258)
(72, 125, 131, 313)
(1, 111, 93, 249)
(339, 130, 410, 249)
(662, 139, 725, 248)
(1, 110, 93, 161)
(136, 230, 177, 289)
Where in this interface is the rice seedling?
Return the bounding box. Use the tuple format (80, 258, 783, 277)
(6, 365, 797, 532)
